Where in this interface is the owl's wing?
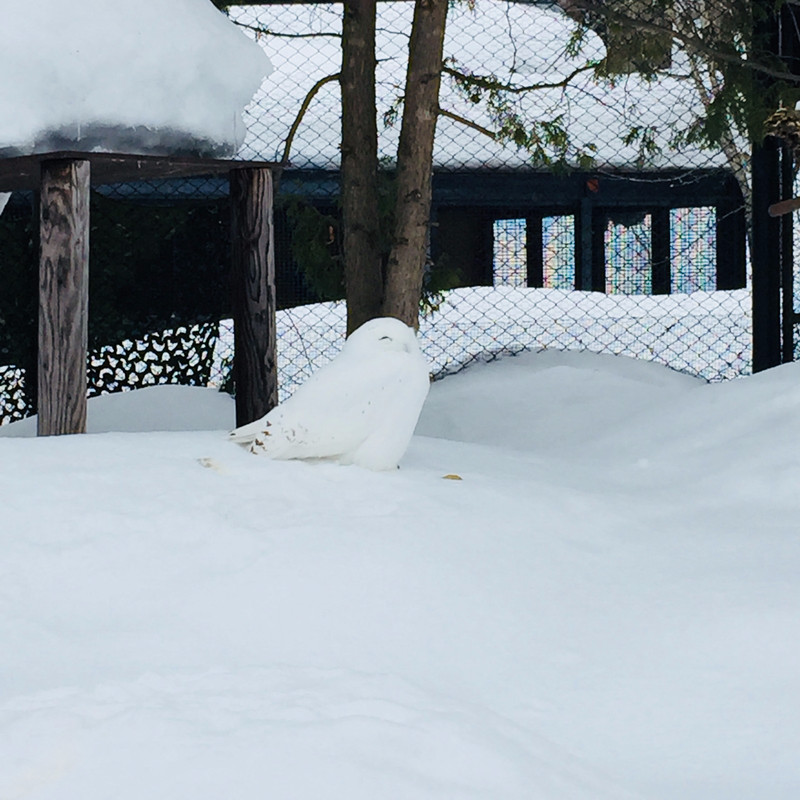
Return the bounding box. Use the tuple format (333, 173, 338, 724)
(230, 349, 411, 460)
(346, 354, 431, 470)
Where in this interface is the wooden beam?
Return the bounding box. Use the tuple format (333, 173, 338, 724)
(38, 158, 90, 436)
(230, 167, 278, 426)
(767, 196, 800, 217)
(0, 150, 278, 193)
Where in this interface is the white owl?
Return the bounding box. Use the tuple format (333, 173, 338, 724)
(229, 317, 430, 470)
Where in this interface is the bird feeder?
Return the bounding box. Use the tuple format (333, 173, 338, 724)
(0, 0, 279, 435)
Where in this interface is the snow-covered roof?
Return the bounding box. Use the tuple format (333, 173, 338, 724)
(0, 0, 272, 158)
(232, 2, 731, 171)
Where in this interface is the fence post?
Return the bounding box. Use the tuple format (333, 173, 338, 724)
(38, 158, 90, 436)
(230, 167, 278, 426)
(751, 137, 782, 373)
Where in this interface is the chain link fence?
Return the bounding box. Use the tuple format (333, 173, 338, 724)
(217, 0, 755, 396)
(0, 1, 778, 425)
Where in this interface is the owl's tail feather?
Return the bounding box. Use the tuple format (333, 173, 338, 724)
(228, 416, 270, 444)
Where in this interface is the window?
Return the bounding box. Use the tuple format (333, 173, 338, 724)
(492, 207, 720, 295)
(492, 218, 527, 287)
(670, 207, 716, 292)
(542, 215, 575, 289)
(605, 212, 652, 294)
(492, 216, 575, 289)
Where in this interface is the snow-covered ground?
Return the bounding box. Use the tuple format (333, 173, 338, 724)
(2, 349, 799, 800)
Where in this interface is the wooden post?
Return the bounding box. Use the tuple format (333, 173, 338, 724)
(38, 158, 90, 436)
(230, 167, 277, 427)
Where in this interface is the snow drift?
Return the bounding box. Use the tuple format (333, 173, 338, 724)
(2, 351, 800, 800)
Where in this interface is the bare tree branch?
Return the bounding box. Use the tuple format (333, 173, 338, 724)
(437, 107, 498, 140)
(280, 73, 341, 166)
(234, 21, 340, 39)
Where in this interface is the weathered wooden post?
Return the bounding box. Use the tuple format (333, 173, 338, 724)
(230, 166, 278, 427)
(38, 158, 90, 436)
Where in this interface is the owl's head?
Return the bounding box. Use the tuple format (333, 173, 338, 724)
(344, 317, 420, 356)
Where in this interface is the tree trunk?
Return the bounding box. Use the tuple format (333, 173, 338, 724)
(383, 0, 449, 329)
(341, 0, 383, 335)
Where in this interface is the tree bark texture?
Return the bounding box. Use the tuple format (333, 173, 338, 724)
(38, 158, 90, 436)
(230, 167, 278, 426)
(341, 0, 383, 335)
(383, 0, 449, 329)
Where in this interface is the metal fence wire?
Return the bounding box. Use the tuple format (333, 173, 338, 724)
(0, 1, 782, 425)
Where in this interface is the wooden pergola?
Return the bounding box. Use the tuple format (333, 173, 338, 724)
(0, 151, 279, 435)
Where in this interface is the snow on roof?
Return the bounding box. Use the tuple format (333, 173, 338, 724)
(0, 0, 272, 158)
(232, 2, 730, 171)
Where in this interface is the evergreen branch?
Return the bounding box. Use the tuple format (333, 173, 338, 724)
(280, 73, 341, 166)
(558, 0, 800, 85)
(442, 62, 599, 95)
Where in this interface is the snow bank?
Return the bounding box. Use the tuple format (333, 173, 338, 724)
(0, 0, 272, 157)
(208, 286, 752, 405)
(2, 352, 800, 799)
(0, 384, 234, 438)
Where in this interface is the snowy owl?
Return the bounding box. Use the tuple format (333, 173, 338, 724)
(229, 317, 430, 470)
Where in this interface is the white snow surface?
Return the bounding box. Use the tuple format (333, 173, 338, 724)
(230, 317, 431, 470)
(0, 0, 272, 157)
(2, 350, 800, 799)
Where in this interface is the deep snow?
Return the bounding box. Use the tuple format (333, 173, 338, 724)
(2, 350, 799, 800)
